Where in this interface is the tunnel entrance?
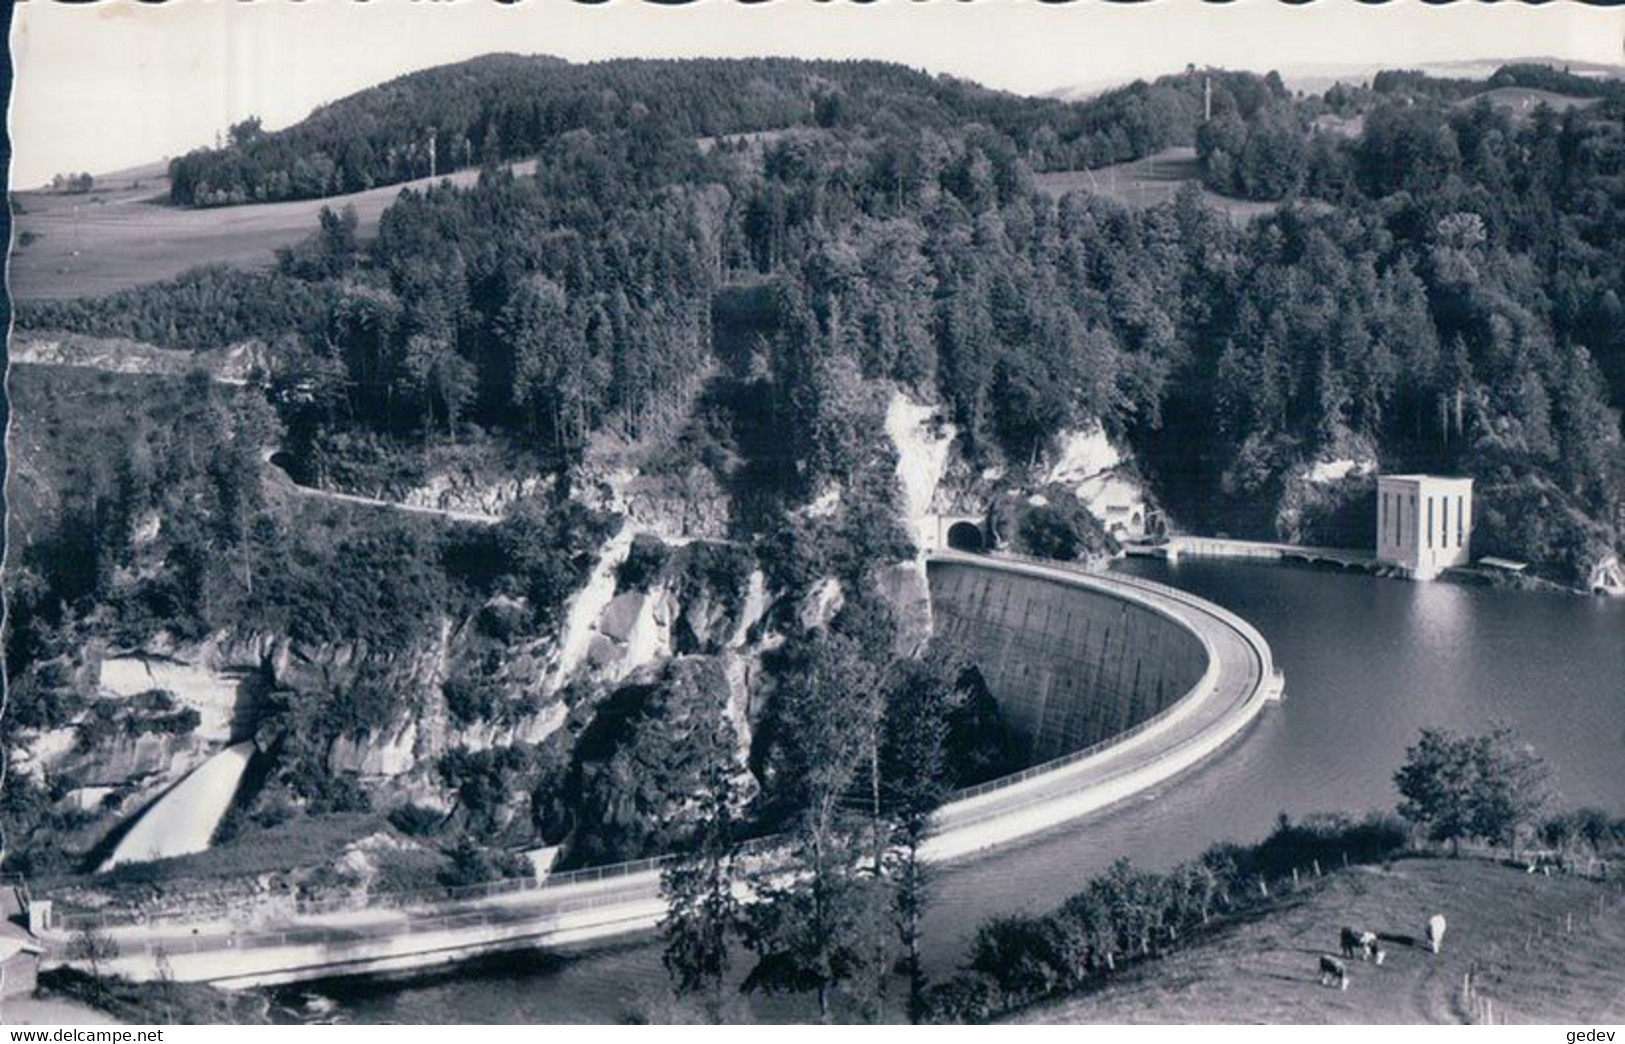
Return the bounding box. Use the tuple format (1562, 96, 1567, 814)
(947, 521, 986, 553)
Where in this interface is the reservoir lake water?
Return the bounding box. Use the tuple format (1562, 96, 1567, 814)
(308, 558, 1625, 1023)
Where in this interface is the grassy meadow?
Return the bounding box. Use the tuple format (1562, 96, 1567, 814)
(1016, 857, 1625, 1025)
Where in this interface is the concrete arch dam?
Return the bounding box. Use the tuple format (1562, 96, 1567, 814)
(928, 557, 1209, 765)
(47, 553, 1281, 988)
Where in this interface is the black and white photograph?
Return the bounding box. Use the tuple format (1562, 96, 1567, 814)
(3, 0, 1624, 1027)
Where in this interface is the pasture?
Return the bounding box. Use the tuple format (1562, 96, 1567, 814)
(9, 159, 537, 302)
(1015, 857, 1625, 1025)
(1033, 146, 1292, 224)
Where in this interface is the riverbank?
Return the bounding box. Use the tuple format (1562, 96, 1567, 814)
(31, 968, 270, 1025)
(1013, 856, 1625, 1024)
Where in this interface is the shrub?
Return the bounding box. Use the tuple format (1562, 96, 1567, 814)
(995, 486, 1118, 561)
(442, 668, 504, 726)
(968, 914, 1073, 1004)
(921, 973, 1000, 1024)
(438, 834, 531, 888)
(388, 803, 447, 838)
(40, 966, 269, 1024)
(617, 535, 672, 592)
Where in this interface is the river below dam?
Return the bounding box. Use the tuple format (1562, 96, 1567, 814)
(299, 558, 1625, 1024)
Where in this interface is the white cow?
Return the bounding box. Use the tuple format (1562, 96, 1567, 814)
(1427, 914, 1447, 954)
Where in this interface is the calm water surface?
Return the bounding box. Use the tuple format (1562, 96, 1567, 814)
(309, 561, 1625, 1023)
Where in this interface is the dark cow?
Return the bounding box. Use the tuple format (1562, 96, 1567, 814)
(1340, 926, 1380, 961)
(1319, 955, 1349, 990)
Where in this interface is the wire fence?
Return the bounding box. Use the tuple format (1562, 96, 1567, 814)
(1457, 874, 1625, 1025)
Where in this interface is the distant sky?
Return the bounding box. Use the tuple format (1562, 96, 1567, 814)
(10, 0, 1625, 188)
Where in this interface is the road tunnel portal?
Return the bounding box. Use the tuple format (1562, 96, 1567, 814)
(945, 520, 987, 553)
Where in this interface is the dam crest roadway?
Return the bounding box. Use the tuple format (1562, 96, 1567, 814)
(39, 550, 1283, 989)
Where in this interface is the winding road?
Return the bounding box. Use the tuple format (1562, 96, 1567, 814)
(259, 446, 505, 526)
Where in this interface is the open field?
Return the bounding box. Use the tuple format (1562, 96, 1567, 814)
(1033, 147, 1302, 223)
(9, 160, 537, 302)
(1457, 87, 1601, 117)
(1015, 857, 1625, 1025)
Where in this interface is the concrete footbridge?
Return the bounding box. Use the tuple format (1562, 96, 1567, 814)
(39, 552, 1281, 988)
(1141, 535, 1383, 572)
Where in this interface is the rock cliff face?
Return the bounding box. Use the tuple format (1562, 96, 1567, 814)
(7, 332, 269, 385)
(327, 722, 419, 778)
(31, 382, 976, 875)
(53, 732, 209, 791)
(1040, 425, 1153, 541)
(33, 523, 785, 863)
(97, 648, 258, 743)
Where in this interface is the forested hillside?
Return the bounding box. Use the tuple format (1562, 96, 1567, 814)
(162, 54, 1220, 206)
(22, 58, 1625, 583)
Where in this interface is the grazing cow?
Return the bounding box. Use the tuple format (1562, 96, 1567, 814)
(1427, 914, 1447, 954)
(1319, 955, 1349, 990)
(1340, 927, 1380, 961)
(1358, 930, 1379, 961)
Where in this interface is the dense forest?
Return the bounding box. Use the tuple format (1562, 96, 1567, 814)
(23, 58, 1625, 582)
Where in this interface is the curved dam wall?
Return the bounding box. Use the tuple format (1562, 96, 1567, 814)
(928, 560, 1209, 763)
